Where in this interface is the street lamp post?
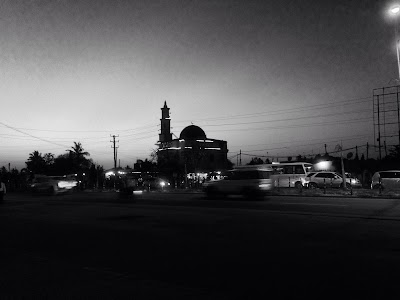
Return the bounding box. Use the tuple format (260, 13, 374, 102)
(390, 5, 400, 80)
(390, 5, 400, 146)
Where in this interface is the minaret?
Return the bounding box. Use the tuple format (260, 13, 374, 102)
(159, 101, 172, 142)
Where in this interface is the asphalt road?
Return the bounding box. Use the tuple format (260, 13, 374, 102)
(1, 191, 400, 299)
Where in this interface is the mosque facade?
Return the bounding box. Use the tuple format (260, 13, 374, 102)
(157, 101, 229, 176)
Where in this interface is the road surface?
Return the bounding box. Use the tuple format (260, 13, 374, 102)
(1, 191, 400, 299)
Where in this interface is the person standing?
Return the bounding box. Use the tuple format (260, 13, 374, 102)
(0, 176, 6, 202)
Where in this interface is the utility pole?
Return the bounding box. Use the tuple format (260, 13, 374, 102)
(384, 140, 388, 157)
(110, 135, 119, 169)
(239, 150, 242, 166)
(397, 86, 400, 146)
(377, 95, 382, 160)
(335, 143, 347, 190)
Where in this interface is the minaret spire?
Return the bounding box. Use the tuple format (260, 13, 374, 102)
(159, 101, 172, 142)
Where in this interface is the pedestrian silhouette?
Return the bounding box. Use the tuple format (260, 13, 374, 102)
(0, 176, 6, 203)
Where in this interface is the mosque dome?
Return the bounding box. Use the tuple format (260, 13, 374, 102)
(179, 125, 206, 140)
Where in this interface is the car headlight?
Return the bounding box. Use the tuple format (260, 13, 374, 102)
(259, 183, 271, 189)
(160, 181, 166, 187)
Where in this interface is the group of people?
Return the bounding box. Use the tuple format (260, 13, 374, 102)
(0, 176, 6, 202)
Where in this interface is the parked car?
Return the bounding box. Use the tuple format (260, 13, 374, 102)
(30, 175, 78, 195)
(305, 171, 361, 189)
(203, 166, 274, 199)
(371, 170, 400, 190)
(345, 173, 363, 188)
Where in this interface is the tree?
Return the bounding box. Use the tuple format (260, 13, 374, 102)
(26, 151, 47, 174)
(347, 152, 353, 160)
(52, 153, 74, 175)
(387, 145, 400, 160)
(247, 157, 264, 165)
(68, 142, 90, 172)
(44, 153, 55, 166)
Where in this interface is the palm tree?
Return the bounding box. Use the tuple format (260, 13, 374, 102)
(68, 142, 90, 171)
(26, 151, 46, 174)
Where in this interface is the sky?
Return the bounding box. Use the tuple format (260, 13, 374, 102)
(0, 0, 399, 170)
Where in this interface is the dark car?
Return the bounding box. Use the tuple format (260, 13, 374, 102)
(203, 166, 274, 199)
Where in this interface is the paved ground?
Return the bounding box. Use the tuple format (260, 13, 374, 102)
(1, 191, 400, 299)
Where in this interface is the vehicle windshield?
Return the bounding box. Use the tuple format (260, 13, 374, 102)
(34, 177, 51, 183)
(227, 170, 271, 180)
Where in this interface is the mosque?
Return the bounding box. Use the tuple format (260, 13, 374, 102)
(156, 101, 229, 178)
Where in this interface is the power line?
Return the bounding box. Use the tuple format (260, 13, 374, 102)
(198, 117, 372, 133)
(174, 96, 371, 124)
(197, 109, 370, 128)
(0, 121, 70, 148)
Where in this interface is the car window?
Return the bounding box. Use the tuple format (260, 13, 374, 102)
(283, 166, 294, 174)
(229, 170, 265, 180)
(294, 165, 305, 174)
(35, 177, 50, 183)
(241, 171, 259, 180)
(258, 171, 271, 179)
(315, 173, 326, 178)
(380, 172, 396, 178)
(380, 172, 398, 178)
(306, 172, 316, 178)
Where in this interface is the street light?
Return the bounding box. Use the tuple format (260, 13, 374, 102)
(390, 5, 400, 14)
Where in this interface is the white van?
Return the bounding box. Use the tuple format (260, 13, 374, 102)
(371, 170, 400, 190)
(266, 162, 313, 188)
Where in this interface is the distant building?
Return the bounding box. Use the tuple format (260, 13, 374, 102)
(157, 101, 229, 176)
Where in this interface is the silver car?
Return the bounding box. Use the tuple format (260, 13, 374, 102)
(305, 171, 361, 189)
(203, 166, 274, 199)
(371, 170, 400, 190)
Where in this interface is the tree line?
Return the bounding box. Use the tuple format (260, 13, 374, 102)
(0, 142, 104, 191)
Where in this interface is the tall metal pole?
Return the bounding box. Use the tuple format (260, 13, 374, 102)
(110, 135, 119, 169)
(395, 16, 400, 150)
(395, 16, 400, 80)
(341, 148, 346, 190)
(397, 86, 400, 146)
(377, 95, 382, 160)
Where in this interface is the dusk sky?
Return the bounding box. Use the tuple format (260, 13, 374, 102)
(1, 0, 399, 170)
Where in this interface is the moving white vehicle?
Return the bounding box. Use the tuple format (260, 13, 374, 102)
(31, 175, 78, 195)
(203, 166, 274, 199)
